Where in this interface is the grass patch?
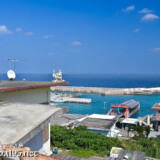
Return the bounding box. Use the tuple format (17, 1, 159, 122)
(59, 150, 103, 158)
(71, 150, 102, 158)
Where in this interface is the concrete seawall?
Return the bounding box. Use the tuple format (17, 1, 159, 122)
(63, 97, 91, 104)
(51, 86, 160, 96)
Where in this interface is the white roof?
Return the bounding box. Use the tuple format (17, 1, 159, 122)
(121, 118, 138, 125)
(77, 114, 116, 122)
(88, 114, 116, 120)
(110, 147, 123, 155)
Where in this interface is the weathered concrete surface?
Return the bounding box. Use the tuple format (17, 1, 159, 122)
(0, 81, 69, 104)
(51, 114, 86, 126)
(51, 86, 160, 96)
(0, 87, 50, 104)
(0, 101, 63, 145)
(0, 81, 69, 93)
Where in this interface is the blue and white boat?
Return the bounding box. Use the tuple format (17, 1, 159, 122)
(50, 97, 66, 103)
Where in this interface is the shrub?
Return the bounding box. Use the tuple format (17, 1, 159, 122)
(51, 125, 160, 159)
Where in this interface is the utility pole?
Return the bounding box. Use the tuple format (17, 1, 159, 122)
(104, 102, 106, 115)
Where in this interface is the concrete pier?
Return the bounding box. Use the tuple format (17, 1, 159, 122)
(51, 92, 82, 98)
(63, 97, 91, 104)
(51, 86, 160, 96)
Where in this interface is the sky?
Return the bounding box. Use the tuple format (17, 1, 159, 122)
(0, 0, 160, 74)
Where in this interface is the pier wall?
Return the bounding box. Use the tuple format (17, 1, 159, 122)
(51, 86, 160, 96)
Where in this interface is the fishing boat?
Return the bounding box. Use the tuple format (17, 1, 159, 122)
(50, 97, 66, 103)
(108, 99, 140, 118)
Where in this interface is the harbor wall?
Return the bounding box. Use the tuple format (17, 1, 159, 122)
(51, 86, 160, 96)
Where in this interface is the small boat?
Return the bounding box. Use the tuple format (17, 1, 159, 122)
(50, 97, 66, 103)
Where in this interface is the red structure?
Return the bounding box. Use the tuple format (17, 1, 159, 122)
(110, 100, 140, 118)
(151, 103, 160, 131)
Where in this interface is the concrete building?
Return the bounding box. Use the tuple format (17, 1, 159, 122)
(76, 114, 118, 137)
(0, 101, 65, 155)
(116, 150, 145, 160)
(0, 81, 68, 104)
(151, 103, 160, 131)
(121, 118, 138, 127)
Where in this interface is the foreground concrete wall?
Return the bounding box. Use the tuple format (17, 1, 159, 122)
(24, 124, 51, 154)
(0, 87, 50, 103)
(43, 123, 51, 154)
(24, 130, 43, 153)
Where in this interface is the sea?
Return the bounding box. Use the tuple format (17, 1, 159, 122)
(1, 73, 160, 118)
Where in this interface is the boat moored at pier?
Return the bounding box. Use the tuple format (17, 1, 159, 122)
(108, 99, 140, 118)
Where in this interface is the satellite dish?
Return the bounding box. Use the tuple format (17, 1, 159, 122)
(7, 70, 16, 81)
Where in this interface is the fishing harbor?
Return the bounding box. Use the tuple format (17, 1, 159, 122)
(49, 74, 160, 140)
(50, 92, 91, 104)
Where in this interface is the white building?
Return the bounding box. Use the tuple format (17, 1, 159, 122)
(76, 114, 118, 137)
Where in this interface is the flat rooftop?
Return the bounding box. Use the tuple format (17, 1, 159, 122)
(88, 114, 116, 120)
(121, 118, 138, 125)
(0, 81, 68, 93)
(76, 117, 117, 130)
(117, 150, 145, 160)
(0, 101, 62, 145)
(151, 103, 160, 111)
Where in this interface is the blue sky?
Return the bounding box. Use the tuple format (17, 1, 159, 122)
(0, 0, 160, 74)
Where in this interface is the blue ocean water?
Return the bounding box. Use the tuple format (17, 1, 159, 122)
(55, 93, 159, 118)
(1, 73, 160, 118)
(1, 73, 160, 88)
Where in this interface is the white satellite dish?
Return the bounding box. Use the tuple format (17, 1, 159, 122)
(6, 58, 21, 81)
(7, 70, 16, 81)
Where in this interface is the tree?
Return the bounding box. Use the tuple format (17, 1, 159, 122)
(128, 124, 132, 137)
(135, 125, 145, 138)
(145, 125, 151, 138)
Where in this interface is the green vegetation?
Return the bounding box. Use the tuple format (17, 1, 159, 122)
(51, 125, 122, 157)
(59, 150, 100, 158)
(51, 125, 160, 158)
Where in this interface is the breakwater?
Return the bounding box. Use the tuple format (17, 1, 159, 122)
(63, 97, 91, 104)
(51, 86, 160, 96)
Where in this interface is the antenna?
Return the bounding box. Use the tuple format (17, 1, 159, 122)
(6, 58, 21, 81)
(7, 58, 20, 72)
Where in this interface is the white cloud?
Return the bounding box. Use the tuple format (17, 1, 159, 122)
(0, 25, 12, 35)
(122, 5, 135, 12)
(153, 48, 160, 52)
(133, 28, 140, 32)
(141, 13, 159, 21)
(25, 32, 34, 36)
(72, 41, 82, 46)
(16, 28, 22, 32)
(139, 8, 154, 14)
(42, 34, 53, 39)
